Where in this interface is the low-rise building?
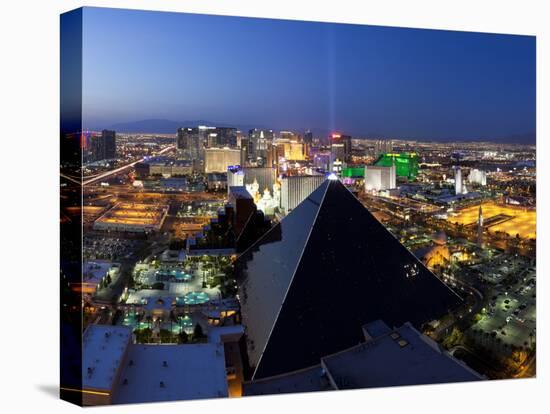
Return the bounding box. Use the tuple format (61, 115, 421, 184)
(80, 324, 231, 405)
(81, 325, 133, 405)
(94, 203, 169, 233)
(74, 261, 120, 294)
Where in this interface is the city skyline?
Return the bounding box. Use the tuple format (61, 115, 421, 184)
(61, 7, 537, 406)
(82, 7, 535, 143)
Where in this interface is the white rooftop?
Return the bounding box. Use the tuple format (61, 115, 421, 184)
(83, 261, 115, 284)
(144, 296, 173, 312)
(113, 343, 228, 404)
(82, 325, 132, 391)
(207, 325, 244, 344)
(126, 289, 172, 305)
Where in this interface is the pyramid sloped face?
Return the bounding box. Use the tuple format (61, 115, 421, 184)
(237, 180, 463, 380)
(236, 180, 330, 374)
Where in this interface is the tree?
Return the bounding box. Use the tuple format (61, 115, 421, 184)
(442, 327, 464, 349)
(178, 330, 189, 344)
(159, 329, 172, 344)
(135, 328, 152, 344)
(151, 282, 165, 290)
(193, 323, 205, 340)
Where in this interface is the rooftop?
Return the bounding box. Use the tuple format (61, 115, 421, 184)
(243, 320, 483, 396)
(113, 343, 228, 404)
(244, 365, 330, 396)
(207, 325, 245, 344)
(237, 179, 463, 380)
(83, 261, 117, 285)
(82, 325, 132, 391)
(229, 186, 253, 200)
(322, 321, 483, 389)
(126, 289, 172, 306)
(94, 202, 168, 229)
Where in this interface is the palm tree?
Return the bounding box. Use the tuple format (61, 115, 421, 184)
(193, 323, 205, 341)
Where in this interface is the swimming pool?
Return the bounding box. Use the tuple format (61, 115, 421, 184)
(177, 291, 210, 305)
(156, 269, 193, 282)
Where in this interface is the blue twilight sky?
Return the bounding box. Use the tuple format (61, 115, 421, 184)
(81, 7, 536, 142)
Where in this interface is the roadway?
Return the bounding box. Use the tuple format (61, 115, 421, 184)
(514, 353, 536, 378)
(432, 276, 484, 340)
(82, 145, 175, 186)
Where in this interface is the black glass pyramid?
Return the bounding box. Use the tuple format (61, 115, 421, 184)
(236, 179, 463, 380)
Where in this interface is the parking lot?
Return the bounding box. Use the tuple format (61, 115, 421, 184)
(469, 269, 535, 351)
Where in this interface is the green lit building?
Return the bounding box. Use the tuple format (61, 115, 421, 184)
(342, 166, 365, 178)
(374, 153, 419, 180)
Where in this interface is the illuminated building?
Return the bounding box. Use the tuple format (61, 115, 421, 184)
(304, 130, 313, 144)
(135, 158, 193, 178)
(177, 126, 237, 161)
(364, 165, 396, 191)
(236, 130, 244, 147)
(303, 130, 314, 158)
(90, 129, 116, 162)
(331, 159, 344, 176)
(280, 174, 326, 213)
(265, 142, 278, 169)
(229, 166, 280, 213)
(236, 166, 277, 195)
(329, 133, 352, 171)
(208, 127, 237, 148)
(248, 129, 274, 164)
(227, 166, 245, 193)
(177, 126, 205, 160)
(374, 139, 392, 157)
(342, 166, 366, 178)
(93, 203, 169, 233)
(204, 147, 242, 173)
(288, 141, 305, 160)
(293, 141, 306, 160)
(245, 180, 281, 216)
(236, 179, 462, 380)
(312, 152, 331, 171)
(374, 152, 418, 179)
(256, 185, 280, 216)
(239, 137, 249, 166)
(206, 173, 227, 191)
(468, 168, 487, 186)
(275, 138, 306, 161)
(279, 130, 300, 141)
(415, 232, 451, 269)
(454, 166, 464, 195)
